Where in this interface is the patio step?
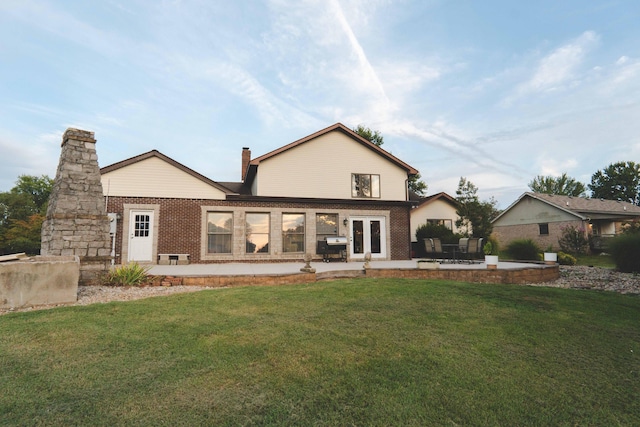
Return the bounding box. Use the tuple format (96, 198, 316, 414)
(316, 269, 366, 281)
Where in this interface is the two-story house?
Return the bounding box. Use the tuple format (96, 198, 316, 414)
(101, 123, 419, 264)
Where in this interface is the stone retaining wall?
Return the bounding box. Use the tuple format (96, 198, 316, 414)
(0, 256, 80, 309)
(173, 265, 559, 288)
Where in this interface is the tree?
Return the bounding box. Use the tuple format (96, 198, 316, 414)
(528, 173, 586, 197)
(353, 124, 385, 147)
(2, 214, 44, 255)
(589, 161, 640, 205)
(10, 175, 54, 213)
(352, 124, 428, 196)
(455, 177, 499, 239)
(0, 175, 53, 255)
(408, 173, 428, 197)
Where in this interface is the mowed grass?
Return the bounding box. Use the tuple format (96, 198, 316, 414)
(1, 279, 639, 426)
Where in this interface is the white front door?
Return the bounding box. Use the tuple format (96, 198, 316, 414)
(128, 210, 154, 262)
(349, 216, 386, 259)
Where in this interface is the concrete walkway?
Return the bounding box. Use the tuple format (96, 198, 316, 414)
(149, 259, 541, 277)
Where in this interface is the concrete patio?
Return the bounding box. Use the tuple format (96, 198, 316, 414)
(149, 259, 540, 276)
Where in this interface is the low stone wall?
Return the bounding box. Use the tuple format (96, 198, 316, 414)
(365, 265, 559, 284)
(0, 256, 80, 309)
(181, 273, 317, 288)
(173, 265, 559, 288)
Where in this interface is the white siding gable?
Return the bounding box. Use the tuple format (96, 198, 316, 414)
(410, 198, 464, 241)
(101, 156, 227, 199)
(255, 131, 408, 201)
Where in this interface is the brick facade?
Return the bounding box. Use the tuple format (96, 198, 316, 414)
(106, 196, 412, 264)
(493, 219, 585, 252)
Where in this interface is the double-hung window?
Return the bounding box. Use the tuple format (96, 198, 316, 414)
(282, 213, 305, 252)
(352, 174, 380, 198)
(246, 213, 270, 254)
(207, 212, 233, 253)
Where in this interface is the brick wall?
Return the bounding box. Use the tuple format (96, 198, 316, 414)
(493, 219, 585, 252)
(106, 197, 412, 263)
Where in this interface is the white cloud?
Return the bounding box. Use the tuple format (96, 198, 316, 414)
(506, 31, 600, 104)
(539, 157, 579, 177)
(616, 56, 629, 65)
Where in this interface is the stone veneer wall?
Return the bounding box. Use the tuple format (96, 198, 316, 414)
(172, 265, 560, 287)
(41, 129, 111, 285)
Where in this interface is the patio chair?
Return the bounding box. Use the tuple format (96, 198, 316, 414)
(458, 238, 469, 255)
(462, 238, 480, 263)
(431, 238, 450, 262)
(423, 238, 436, 260)
(476, 238, 484, 259)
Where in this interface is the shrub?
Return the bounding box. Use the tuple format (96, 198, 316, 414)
(558, 224, 589, 255)
(621, 219, 640, 234)
(482, 236, 499, 255)
(416, 223, 458, 242)
(483, 241, 493, 255)
(506, 239, 541, 261)
(100, 262, 152, 287)
(557, 251, 577, 265)
(415, 223, 460, 257)
(607, 232, 640, 273)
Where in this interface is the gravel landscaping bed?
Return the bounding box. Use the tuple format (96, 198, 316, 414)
(2, 266, 639, 315)
(527, 265, 640, 294)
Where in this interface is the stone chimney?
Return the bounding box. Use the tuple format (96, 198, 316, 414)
(41, 128, 111, 285)
(241, 147, 251, 181)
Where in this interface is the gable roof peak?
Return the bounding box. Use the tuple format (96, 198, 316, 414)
(245, 122, 419, 181)
(100, 149, 234, 195)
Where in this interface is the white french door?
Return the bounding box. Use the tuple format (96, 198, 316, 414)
(349, 216, 386, 259)
(128, 210, 154, 262)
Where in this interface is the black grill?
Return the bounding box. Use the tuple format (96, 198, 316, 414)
(316, 237, 347, 262)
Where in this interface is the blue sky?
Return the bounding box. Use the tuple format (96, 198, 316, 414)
(1, 0, 639, 208)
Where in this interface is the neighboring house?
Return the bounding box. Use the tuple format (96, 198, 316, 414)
(101, 123, 419, 264)
(492, 192, 640, 251)
(409, 192, 465, 242)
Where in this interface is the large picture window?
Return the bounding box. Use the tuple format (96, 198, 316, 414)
(207, 212, 233, 254)
(283, 213, 305, 252)
(246, 213, 270, 254)
(352, 174, 380, 198)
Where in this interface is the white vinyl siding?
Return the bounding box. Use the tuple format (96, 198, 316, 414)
(410, 199, 465, 242)
(101, 157, 226, 199)
(255, 131, 408, 201)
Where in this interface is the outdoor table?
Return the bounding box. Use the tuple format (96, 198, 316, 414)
(441, 243, 460, 263)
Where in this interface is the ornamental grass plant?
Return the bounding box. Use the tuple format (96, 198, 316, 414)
(100, 262, 152, 286)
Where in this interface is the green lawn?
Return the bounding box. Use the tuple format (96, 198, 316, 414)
(576, 253, 615, 268)
(1, 279, 639, 426)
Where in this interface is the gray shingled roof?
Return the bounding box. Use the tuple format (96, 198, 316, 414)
(529, 192, 640, 215)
